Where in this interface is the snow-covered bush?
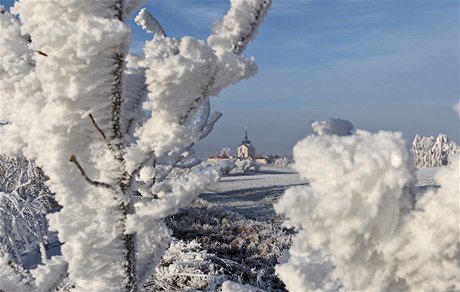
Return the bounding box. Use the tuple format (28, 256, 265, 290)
(311, 118, 354, 136)
(275, 130, 460, 291)
(0, 155, 55, 268)
(0, 0, 271, 290)
(209, 158, 259, 175)
(148, 198, 291, 291)
(230, 159, 259, 174)
(274, 157, 293, 168)
(411, 134, 459, 167)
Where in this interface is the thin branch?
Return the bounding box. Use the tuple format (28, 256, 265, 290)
(135, 8, 166, 38)
(35, 50, 48, 57)
(110, 51, 126, 162)
(232, 0, 270, 55)
(179, 75, 215, 125)
(69, 155, 114, 189)
(88, 113, 116, 154)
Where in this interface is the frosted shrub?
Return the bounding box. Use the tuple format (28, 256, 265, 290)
(275, 130, 460, 291)
(274, 157, 292, 168)
(0, 0, 271, 290)
(411, 134, 459, 167)
(160, 199, 292, 291)
(0, 155, 55, 268)
(230, 159, 259, 174)
(209, 159, 259, 175)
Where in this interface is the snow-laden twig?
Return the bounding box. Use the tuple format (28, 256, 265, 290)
(135, 8, 166, 37)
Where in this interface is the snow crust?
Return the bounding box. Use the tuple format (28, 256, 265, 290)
(31, 256, 67, 291)
(275, 130, 460, 291)
(0, 249, 33, 292)
(0, 7, 38, 155)
(221, 280, 261, 292)
(311, 118, 354, 136)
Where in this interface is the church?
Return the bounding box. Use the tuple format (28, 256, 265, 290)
(237, 128, 256, 159)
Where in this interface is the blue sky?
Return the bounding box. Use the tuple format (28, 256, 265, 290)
(3, 0, 459, 154)
(131, 0, 459, 154)
(175, 0, 458, 154)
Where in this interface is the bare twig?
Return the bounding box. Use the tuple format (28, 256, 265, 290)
(88, 113, 117, 155)
(69, 155, 114, 189)
(35, 50, 48, 57)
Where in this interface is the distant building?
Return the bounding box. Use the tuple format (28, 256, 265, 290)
(207, 153, 233, 163)
(256, 155, 268, 164)
(237, 128, 256, 160)
(256, 154, 280, 164)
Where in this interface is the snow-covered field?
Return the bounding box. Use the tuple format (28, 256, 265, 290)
(200, 164, 438, 221)
(202, 165, 305, 221)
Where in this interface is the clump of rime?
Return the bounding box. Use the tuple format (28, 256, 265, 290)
(275, 130, 460, 291)
(311, 118, 354, 137)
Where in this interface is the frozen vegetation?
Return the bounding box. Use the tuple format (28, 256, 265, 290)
(275, 130, 460, 292)
(411, 134, 459, 168)
(1, 0, 459, 291)
(0, 0, 272, 290)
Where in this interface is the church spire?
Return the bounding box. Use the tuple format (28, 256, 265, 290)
(242, 126, 251, 145)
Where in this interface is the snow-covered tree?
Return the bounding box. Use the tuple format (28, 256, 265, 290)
(0, 0, 271, 290)
(412, 134, 459, 167)
(274, 156, 292, 168)
(311, 118, 354, 136)
(275, 130, 460, 291)
(220, 147, 233, 157)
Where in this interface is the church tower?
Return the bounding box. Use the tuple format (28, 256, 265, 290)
(237, 127, 256, 159)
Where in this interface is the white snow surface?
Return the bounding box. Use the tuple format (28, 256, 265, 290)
(221, 280, 261, 292)
(208, 165, 302, 193)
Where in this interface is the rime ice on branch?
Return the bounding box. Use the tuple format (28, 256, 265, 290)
(0, 0, 271, 290)
(275, 130, 460, 291)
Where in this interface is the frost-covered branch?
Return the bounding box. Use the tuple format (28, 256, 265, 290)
(208, 0, 272, 54)
(125, 0, 145, 17)
(69, 155, 114, 190)
(1, 0, 271, 290)
(275, 130, 460, 291)
(135, 8, 166, 37)
(88, 113, 117, 155)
